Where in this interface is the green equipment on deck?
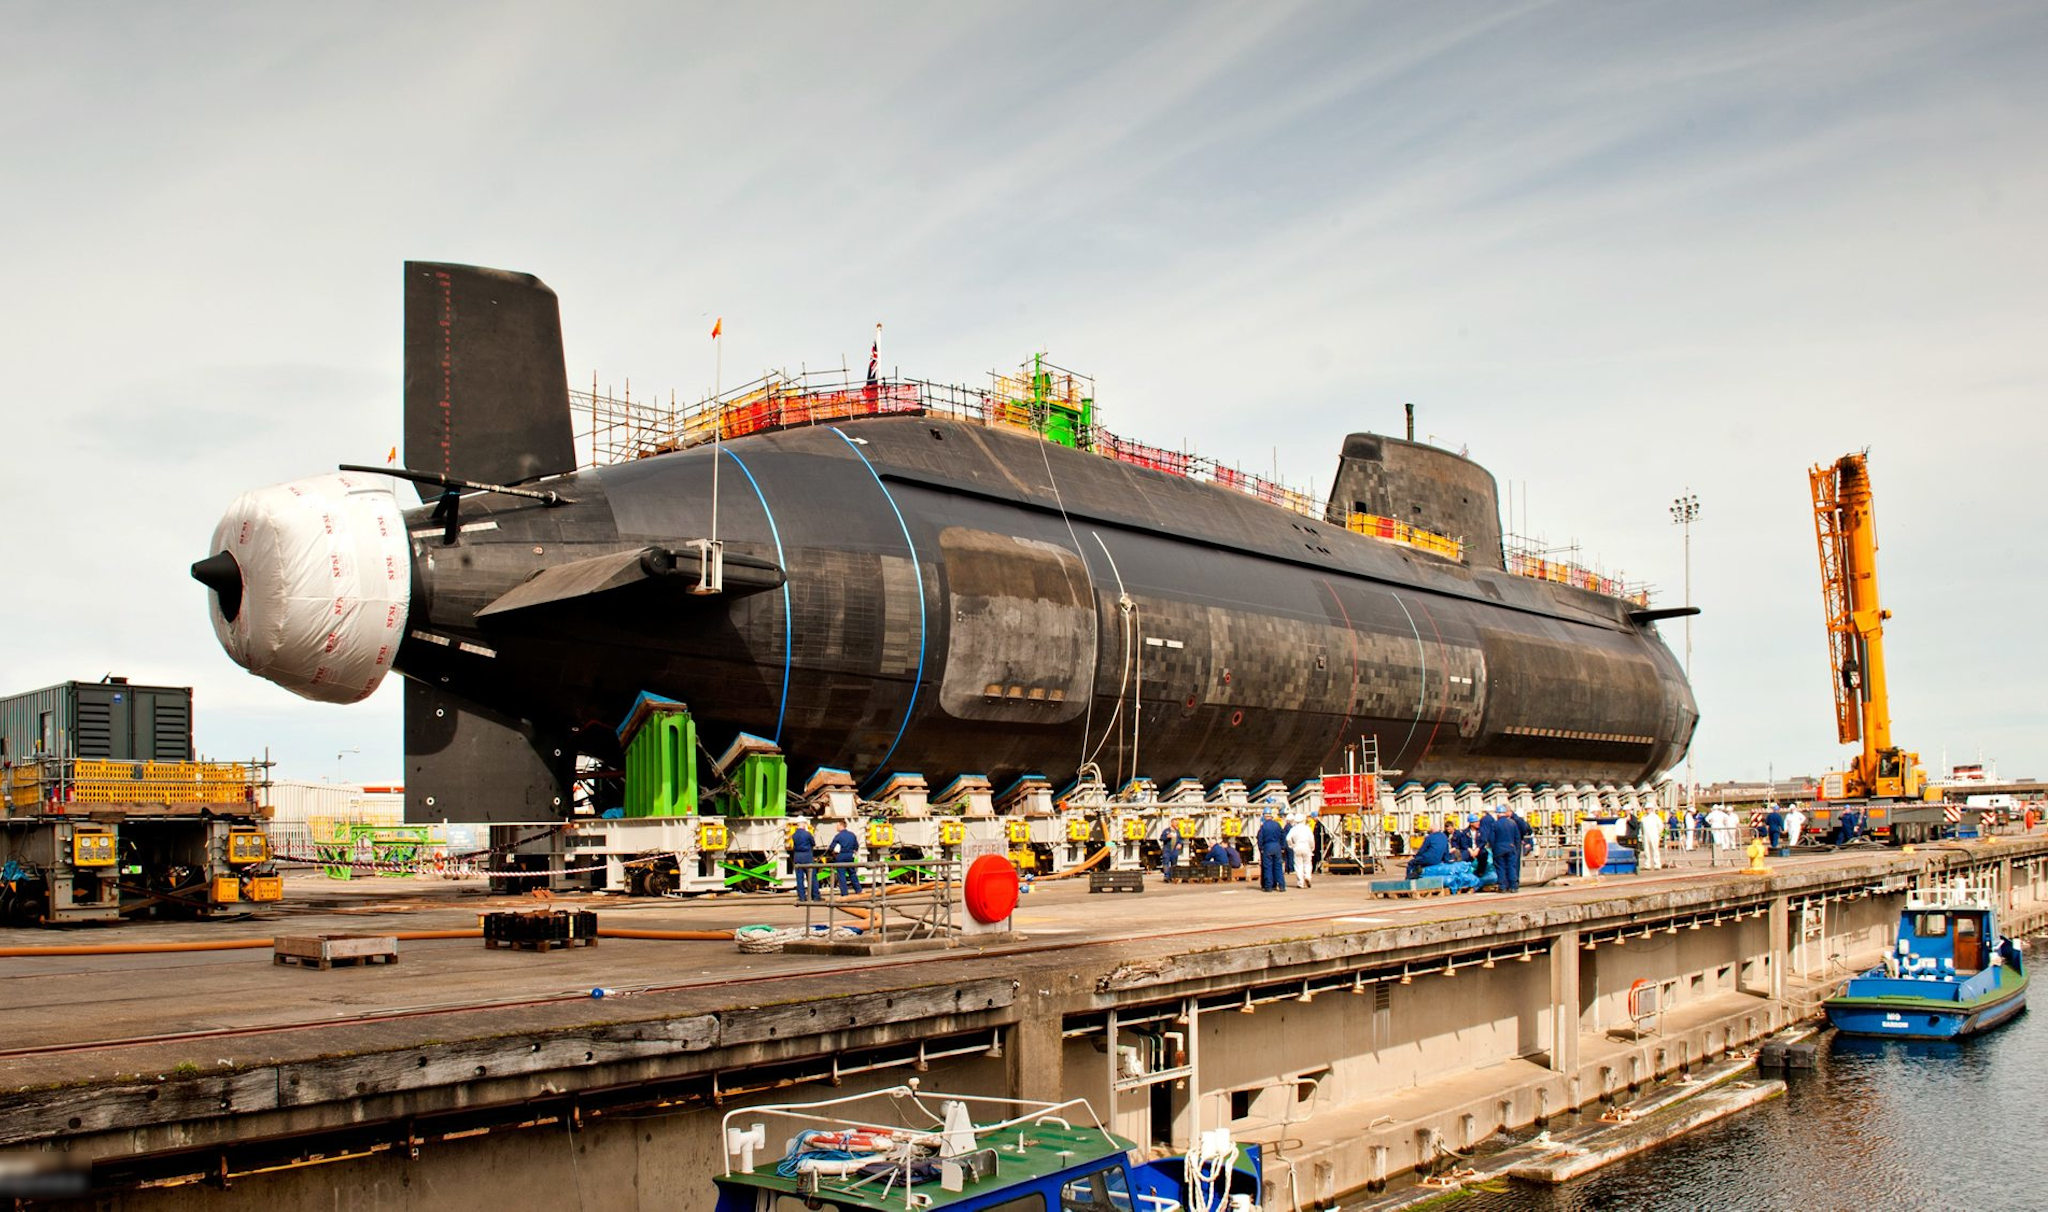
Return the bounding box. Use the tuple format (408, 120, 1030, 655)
(713, 733, 787, 819)
(730, 752, 787, 818)
(616, 693, 698, 817)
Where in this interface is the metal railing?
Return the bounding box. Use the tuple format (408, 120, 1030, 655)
(568, 364, 1653, 603)
(2, 758, 264, 813)
(797, 856, 959, 942)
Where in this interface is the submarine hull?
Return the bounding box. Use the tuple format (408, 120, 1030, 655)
(390, 415, 1693, 815)
(196, 262, 1696, 822)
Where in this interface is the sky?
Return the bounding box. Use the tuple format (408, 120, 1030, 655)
(2, 0, 2042, 789)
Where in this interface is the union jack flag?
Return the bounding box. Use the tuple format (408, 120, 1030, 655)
(866, 323, 881, 389)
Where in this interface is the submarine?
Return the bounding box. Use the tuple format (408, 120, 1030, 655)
(193, 262, 1697, 823)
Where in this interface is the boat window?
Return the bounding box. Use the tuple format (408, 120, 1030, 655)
(1914, 914, 1947, 938)
(1060, 1164, 1132, 1211)
(984, 1195, 1048, 1212)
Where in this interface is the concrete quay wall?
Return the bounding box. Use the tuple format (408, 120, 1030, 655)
(25, 840, 2048, 1210)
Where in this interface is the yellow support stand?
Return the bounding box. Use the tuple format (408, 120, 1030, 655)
(1744, 838, 1770, 875)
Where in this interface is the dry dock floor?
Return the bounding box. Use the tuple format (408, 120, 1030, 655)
(0, 844, 1934, 1092)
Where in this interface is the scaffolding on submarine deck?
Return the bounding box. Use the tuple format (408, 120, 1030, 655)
(568, 363, 1652, 607)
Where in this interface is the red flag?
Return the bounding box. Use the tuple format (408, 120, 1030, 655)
(711, 317, 722, 339)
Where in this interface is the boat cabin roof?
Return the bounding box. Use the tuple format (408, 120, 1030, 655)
(713, 1087, 1136, 1212)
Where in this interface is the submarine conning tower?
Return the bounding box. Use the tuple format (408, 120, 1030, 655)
(1323, 433, 1505, 572)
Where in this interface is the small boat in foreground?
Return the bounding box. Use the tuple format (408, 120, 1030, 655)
(1824, 877, 2027, 1040)
(711, 1083, 1260, 1211)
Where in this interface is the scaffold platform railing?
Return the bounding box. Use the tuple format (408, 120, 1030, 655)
(568, 357, 1650, 605)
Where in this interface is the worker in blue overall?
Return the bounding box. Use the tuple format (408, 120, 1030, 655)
(1404, 823, 1451, 881)
(1158, 828, 1182, 880)
(1834, 807, 1861, 846)
(1765, 805, 1787, 853)
(1256, 811, 1287, 892)
(1492, 805, 1523, 892)
(1448, 820, 1473, 864)
(790, 823, 818, 902)
(828, 822, 863, 894)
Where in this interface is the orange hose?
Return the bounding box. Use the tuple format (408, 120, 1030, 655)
(0, 929, 484, 958)
(0, 939, 274, 957)
(594, 928, 732, 941)
(1037, 847, 1113, 879)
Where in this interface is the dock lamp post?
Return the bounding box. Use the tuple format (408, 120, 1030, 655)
(1670, 491, 1700, 809)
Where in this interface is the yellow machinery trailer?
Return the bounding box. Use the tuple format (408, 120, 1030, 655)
(1, 757, 280, 924)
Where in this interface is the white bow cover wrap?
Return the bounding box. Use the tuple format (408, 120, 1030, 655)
(207, 471, 412, 703)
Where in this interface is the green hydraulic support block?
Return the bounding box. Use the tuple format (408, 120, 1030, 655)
(733, 752, 788, 818)
(618, 694, 697, 818)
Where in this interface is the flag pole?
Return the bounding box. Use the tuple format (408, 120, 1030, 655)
(711, 317, 723, 544)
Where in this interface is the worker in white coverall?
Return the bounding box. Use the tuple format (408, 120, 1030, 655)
(1286, 817, 1316, 888)
(1785, 805, 1806, 848)
(1639, 807, 1664, 870)
(1710, 806, 1737, 854)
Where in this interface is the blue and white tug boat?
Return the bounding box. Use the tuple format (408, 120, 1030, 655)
(1824, 876, 2028, 1040)
(712, 1083, 1261, 1211)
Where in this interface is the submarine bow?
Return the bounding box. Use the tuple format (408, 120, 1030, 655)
(194, 470, 411, 704)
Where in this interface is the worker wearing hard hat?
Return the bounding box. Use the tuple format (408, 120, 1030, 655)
(790, 822, 819, 901)
(1286, 816, 1316, 888)
(828, 823, 862, 894)
(1491, 805, 1525, 892)
(1256, 810, 1287, 892)
(1404, 821, 1452, 881)
(1639, 806, 1664, 870)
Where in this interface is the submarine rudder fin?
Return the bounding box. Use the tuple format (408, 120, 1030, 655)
(403, 261, 577, 501)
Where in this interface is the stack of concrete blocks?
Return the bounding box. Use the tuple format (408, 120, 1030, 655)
(1107, 778, 1157, 870)
(803, 769, 860, 821)
(932, 774, 999, 859)
(995, 776, 1058, 873)
(876, 773, 931, 856)
(1425, 783, 1459, 839)
(1392, 783, 1430, 852)
(1162, 778, 1209, 850)
(1207, 778, 1252, 841)
(1454, 783, 1488, 826)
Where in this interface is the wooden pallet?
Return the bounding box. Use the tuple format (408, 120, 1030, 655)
(273, 934, 398, 970)
(1166, 864, 1228, 884)
(1370, 878, 1448, 899)
(483, 936, 599, 952)
(1089, 870, 1146, 894)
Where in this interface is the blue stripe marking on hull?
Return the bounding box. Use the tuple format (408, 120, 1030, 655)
(718, 448, 792, 746)
(830, 428, 927, 786)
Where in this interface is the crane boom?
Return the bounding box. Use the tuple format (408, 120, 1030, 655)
(1809, 452, 1920, 801)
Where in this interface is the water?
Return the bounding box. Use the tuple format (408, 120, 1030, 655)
(1450, 933, 2046, 1212)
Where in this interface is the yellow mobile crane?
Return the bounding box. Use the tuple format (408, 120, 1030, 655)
(1811, 452, 1933, 839)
